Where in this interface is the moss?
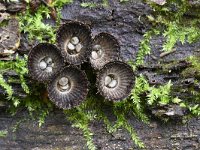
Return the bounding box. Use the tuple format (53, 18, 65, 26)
(161, 56, 200, 116)
(161, 61, 181, 73)
(180, 56, 200, 78)
(0, 130, 8, 138)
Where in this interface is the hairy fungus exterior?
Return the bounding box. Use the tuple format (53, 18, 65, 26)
(90, 33, 120, 70)
(56, 21, 92, 65)
(47, 66, 89, 109)
(28, 43, 65, 83)
(97, 61, 134, 101)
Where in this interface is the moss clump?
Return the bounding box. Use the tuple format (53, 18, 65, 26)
(181, 56, 200, 78)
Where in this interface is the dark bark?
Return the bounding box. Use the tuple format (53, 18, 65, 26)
(0, 0, 200, 149)
(0, 109, 199, 150)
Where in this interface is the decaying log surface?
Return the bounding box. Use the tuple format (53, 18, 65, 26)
(0, 0, 200, 149)
(0, 109, 199, 150)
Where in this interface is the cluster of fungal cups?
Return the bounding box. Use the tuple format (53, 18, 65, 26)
(28, 21, 134, 109)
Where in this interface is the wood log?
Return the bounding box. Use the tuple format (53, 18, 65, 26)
(0, 0, 200, 149)
(0, 110, 199, 149)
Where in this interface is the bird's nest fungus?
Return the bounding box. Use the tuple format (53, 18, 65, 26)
(28, 21, 135, 109)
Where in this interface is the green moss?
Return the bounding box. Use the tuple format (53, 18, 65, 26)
(136, 0, 200, 66)
(161, 61, 180, 74)
(181, 56, 200, 78)
(135, 29, 160, 66)
(0, 130, 8, 138)
(18, 0, 73, 43)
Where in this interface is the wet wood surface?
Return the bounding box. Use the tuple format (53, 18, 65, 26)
(0, 0, 200, 149)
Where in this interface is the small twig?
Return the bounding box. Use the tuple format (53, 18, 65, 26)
(194, 49, 200, 52)
(151, 55, 158, 60)
(160, 49, 176, 58)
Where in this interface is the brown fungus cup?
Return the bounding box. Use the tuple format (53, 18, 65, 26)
(47, 66, 89, 109)
(90, 33, 120, 70)
(56, 21, 92, 65)
(28, 43, 65, 83)
(97, 61, 134, 101)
